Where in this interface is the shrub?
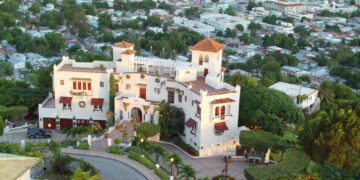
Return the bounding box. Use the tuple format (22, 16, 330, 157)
(61, 127, 68, 133)
(126, 146, 143, 154)
(136, 123, 160, 138)
(75, 142, 90, 150)
(127, 151, 154, 169)
(154, 167, 168, 180)
(240, 130, 288, 151)
(244, 148, 310, 180)
(114, 138, 121, 145)
(107, 146, 125, 155)
(79, 133, 85, 139)
(213, 175, 235, 180)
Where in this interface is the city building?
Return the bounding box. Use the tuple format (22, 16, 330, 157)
(269, 82, 319, 111)
(38, 38, 241, 157)
(264, 0, 306, 14)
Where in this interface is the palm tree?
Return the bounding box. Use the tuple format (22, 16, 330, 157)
(319, 81, 335, 102)
(164, 152, 183, 175)
(151, 144, 166, 164)
(158, 101, 185, 140)
(177, 164, 196, 180)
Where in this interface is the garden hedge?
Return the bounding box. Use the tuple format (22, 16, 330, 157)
(136, 123, 160, 138)
(107, 146, 125, 155)
(127, 151, 154, 169)
(244, 148, 310, 180)
(154, 167, 168, 180)
(240, 130, 288, 150)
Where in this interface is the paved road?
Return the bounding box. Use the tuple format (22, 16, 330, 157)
(0, 130, 66, 143)
(70, 154, 147, 180)
(156, 142, 248, 179)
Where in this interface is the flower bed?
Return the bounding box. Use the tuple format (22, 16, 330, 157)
(174, 140, 199, 156)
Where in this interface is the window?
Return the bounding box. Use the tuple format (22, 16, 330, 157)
(178, 93, 182, 103)
(191, 124, 196, 135)
(199, 54, 203, 65)
(192, 100, 194, 106)
(83, 82, 87, 90)
(197, 105, 201, 115)
(73, 81, 76, 90)
(88, 82, 91, 90)
(100, 81, 104, 87)
(215, 106, 219, 116)
(168, 90, 174, 103)
(221, 105, 225, 115)
(93, 105, 103, 111)
(60, 80, 64, 85)
(205, 55, 209, 62)
(157, 88, 160, 94)
(126, 84, 131, 89)
(63, 103, 71, 110)
(78, 81, 81, 90)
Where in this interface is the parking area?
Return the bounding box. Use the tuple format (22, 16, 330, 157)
(0, 130, 67, 144)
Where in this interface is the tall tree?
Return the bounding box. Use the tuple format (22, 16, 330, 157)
(45, 33, 65, 52)
(0, 117, 4, 136)
(109, 74, 116, 113)
(300, 100, 360, 175)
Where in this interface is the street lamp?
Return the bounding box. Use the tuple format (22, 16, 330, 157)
(140, 138, 144, 152)
(170, 157, 174, 176)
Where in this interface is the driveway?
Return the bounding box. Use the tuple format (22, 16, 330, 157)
(0, 130, 67, 144)
(69, 154, 147, 180)
(157, 143, 248, 179)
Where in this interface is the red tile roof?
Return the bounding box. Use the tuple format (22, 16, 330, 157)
(215, 122, 229, 132)
(91, 98, 104, 106)
(59, 97, 72, 104)
(211, 98, 235, 104)
(185, 118, 196, 128)
(121, 49, 136, 55)
(190, 37, 225, 53)
(113, 41, 134, 48)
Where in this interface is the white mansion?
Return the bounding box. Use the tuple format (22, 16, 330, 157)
(38, 38, 241, 157)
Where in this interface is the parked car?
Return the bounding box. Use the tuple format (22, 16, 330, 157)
(27, 128, 51, 139)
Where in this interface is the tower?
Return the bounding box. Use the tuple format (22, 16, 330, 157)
(189, 37, 225, 88)
(112, 41, 134, 62)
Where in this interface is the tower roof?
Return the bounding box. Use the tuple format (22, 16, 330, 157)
(113, 41, 134, 48)
(189, 37, 225, 53)
(121, 49, 136, 55)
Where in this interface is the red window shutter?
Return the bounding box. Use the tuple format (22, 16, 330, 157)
(221, 106, 225, 115)
(73, 81, 76, 90)
(197, 105, 201, 115)
(116, 84, 119, 92)
(78, 82, 81, 90)
(83, 82, 86, 90)
(215, 106, 219, 116)
(88, 82, 91, 90)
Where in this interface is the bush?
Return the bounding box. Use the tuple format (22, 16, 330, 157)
(107, 146, 125, 155)
(213, 175, 235, 180)
(127, 151, 154, 169)
(61, 127, 68, 133)
(126, 146, 143, 154)
(244, 148, 310, 180)
(114, 138, 121, 145)
(154, 167, 168, 180)
(75, 142, 90, 150)
(136, 123, 160, 138)
(240, 130, 288, 151)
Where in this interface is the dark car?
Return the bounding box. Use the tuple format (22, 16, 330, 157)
(27, 128, 51, 139)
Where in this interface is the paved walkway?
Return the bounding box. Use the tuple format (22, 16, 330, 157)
(62, 148, 160, 180)
(156, 142, 248, 179)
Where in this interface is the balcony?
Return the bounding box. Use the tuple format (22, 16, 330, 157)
(70, 90, 93, 96)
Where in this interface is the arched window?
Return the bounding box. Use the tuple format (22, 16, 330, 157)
(205, 55, 209, 62)
(199, 54, 203, 65)
(221, 105, 225, 115)
(215, 106, 219, 116)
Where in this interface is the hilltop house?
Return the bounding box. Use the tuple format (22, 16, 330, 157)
(38, 38, 241, 157)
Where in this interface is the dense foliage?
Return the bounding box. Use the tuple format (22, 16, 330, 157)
(158, 101, 185, 140)
(239, 85, 304, 134)
(107, 146, 125, 155)
(299, 100, 360, 175)
(239, 130, 287, 151)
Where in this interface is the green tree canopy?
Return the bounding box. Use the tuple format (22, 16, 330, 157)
(136, 123, 160, 138)
(29, 3, 41, 14)
(261, 61, 281, 82)
(239, 85, 304, 134)
(98, 13, 112, 29)
(299, 100, 360, 175)
(235, 24, 244, 32)
(224, 8, 236, 16)
(45, 33, 65, 52)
